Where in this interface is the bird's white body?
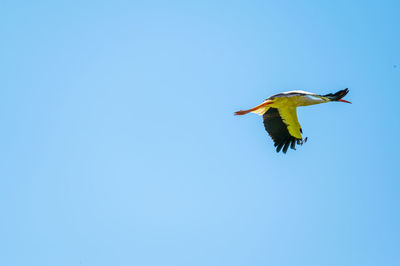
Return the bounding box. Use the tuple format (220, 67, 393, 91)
(250, 91, 328, 116)
(265, 90, 328, 107)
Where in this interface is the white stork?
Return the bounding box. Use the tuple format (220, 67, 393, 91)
(235, 88, 351, 153)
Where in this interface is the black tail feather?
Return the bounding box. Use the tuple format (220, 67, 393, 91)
(322, 88, 349, 101)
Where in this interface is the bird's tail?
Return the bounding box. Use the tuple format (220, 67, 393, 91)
(322, 88, 349, 101)
(234, 100, 273, 116)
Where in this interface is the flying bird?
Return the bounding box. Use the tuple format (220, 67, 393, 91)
(235, 88, 351, 153)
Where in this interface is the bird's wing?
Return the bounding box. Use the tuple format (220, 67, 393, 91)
(263, 107, 303, 153)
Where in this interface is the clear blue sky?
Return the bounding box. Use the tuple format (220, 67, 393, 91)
(1, 1, 400, 265)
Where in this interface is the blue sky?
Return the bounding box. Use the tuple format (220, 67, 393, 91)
(1, 0, 400, 265)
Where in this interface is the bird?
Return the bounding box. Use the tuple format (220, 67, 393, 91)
(234, 88, 351, 153)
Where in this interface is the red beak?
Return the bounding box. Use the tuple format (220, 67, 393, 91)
(338, 99, 352, 104)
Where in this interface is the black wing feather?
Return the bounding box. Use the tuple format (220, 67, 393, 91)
(263, 108, 302, 153)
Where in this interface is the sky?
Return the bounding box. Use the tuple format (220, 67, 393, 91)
(1, 0, 400, 265)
